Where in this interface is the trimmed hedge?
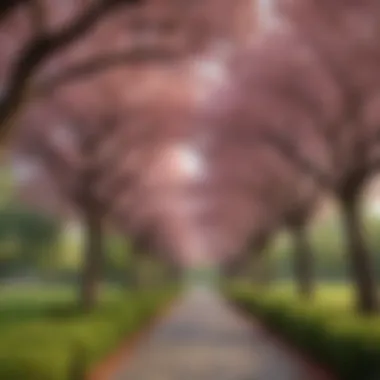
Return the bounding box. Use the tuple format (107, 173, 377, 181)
(0, 289, 175, 380)
(227, 285, 380, 380)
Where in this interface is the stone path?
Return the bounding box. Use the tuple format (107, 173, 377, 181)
(112, 287, 324, 380)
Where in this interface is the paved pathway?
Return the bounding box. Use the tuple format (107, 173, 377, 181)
(113, 287, 323, 380)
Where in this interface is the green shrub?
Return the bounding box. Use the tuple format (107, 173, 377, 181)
(228, 285, 380, 380)
(0, 289, 175, 380)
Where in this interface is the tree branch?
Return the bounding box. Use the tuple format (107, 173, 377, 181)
(29, 0, 47, 35)
(0, 0, 29, 22)
(34, 48, 180, 96)
(30, 140, 79, 201)
(239, 128, 334, 190)
(0, 0, 142, 143)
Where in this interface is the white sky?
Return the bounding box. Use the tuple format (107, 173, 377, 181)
(177, 145, 204, 179)
(197, 59, 227, 85)
(256, 0, 280, 32)
(165, 144, 204, 182)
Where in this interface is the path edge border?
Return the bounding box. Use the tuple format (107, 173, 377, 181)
(227, 299, 338, 380)
(89, 297, 179, 380)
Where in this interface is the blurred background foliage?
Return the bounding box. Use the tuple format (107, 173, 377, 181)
(0, 163, 177, 380)
(0, 161, 167, 286)
(267, 212, 380, 283)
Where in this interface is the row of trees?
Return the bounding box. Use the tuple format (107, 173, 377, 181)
(0, 0, 253, 142)
(192, 0, 380, 314)
(8, 0, 380, 319)
(1, 1, 255, 311)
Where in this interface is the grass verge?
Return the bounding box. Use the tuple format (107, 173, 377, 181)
(226, 283, 380, 380)
(0, 285, 177, 380)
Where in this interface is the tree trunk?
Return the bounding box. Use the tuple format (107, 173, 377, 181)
(130, 255, 152, 290)
(123, 261, 135, 291)
(135, 257, 149, 289)
(79, 210, 103, 312)
(253, 253, 273, 288)
(340, 195, 378, 314)
(223, 255, 250, 282)
(291, 223, 315, 299)
(125, 247, 139, 291)
(167, 263, 181, 284)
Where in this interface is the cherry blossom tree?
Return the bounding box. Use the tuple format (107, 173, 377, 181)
(13, 91, 127, 310)
(3, 0, 266, 306)
(198, 4, 380, 312)
(0, 0, 144, 140)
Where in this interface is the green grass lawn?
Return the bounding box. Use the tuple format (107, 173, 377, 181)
(0, 283, 176, 380)
(230, 280, 357, 309)
(260, 281, 356, 310)
(0, 284, 123, 328)
(228, 282, 380, 380)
